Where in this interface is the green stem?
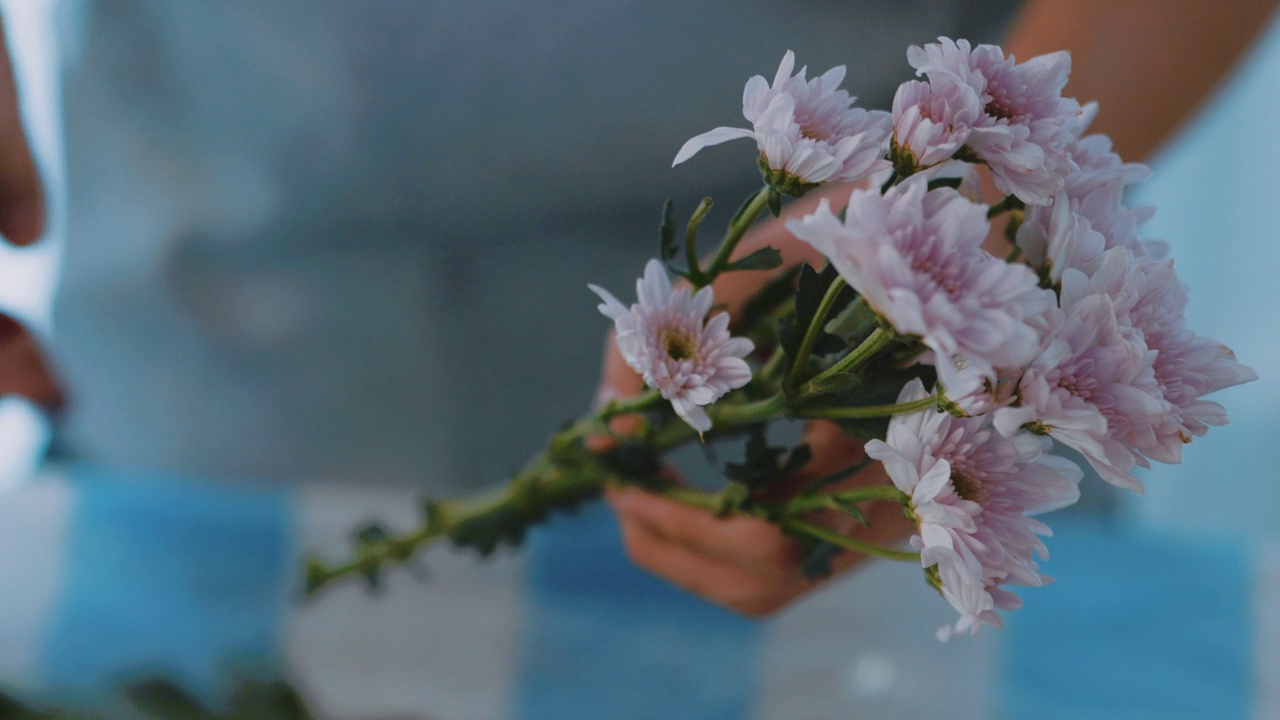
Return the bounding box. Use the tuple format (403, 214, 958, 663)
(684, 197, 714, 284)
(788, 484, 904, 513)
(803, 327, 892, 392)
(758, 346, 786, 383)
(657, 485, 725, 512)
(598, 389, 662, 420)
(781, 517, 920, 562)
(697, 186, 771, 287)
(553, 389, 663, 452)
(304, 452, 609, 596)
(801, 455, 874, 495)
(796, 393, 939, 420)
(787, 276, 847, 387)
(709, 392, 787, 426)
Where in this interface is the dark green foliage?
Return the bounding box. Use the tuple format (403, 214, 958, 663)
(126, 680, 205, 719)
(723, 425, 811, 494)
(0, 675, 315, 720)
(796, 538, 842, 580)
(779, 263, 856, 385)
(0, 689, 51, 719)
(766, 186, 782, 217)
(659, 198, 678, 265)
(354, 525, 390, 591)
(728, 190, 760, 228)
(600, 440, 663, 485)
(732, 264, 800, 336)
(803, 351, 937, 440)
(801, 457, 873, 496)
(723, 247, 782, 273)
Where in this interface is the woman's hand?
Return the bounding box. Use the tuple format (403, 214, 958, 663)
(591, 184, 913, 618)
(603, 419, 912, 617)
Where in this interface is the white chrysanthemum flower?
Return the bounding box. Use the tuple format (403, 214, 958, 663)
(673, 50, 892, 194)
(590, 260, 754, 433)
(866, 379, 1082, 640)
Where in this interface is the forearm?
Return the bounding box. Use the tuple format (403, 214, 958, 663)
(1005, 0, 1280, 161)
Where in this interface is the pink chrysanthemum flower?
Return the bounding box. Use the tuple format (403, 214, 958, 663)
(994, 253, 1167, 491)
(1117, 258, 1258, 463)
(908, 37, 1082, 205)
(786, 177, 1051, 393)
(590, 260, 754, 433)
(673, 50, 892, 194)
(1017, 104, 1159, 281)
(1063, 103, 1152, 199)
(866, 379, 1082, 640)
(1015, 189, 1107, 285)
(891, 79, 981, 169)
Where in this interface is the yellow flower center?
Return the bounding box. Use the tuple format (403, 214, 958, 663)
(665, 331, 696, 361)
(951, 471, 983, 503)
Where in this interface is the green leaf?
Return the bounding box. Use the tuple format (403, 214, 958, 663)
(447, 501, 541, 557)
(723, 246, 782, 273)
(779, 263, 856, 383)
(802, 457, 873, 495)
(804, 371, 864, 396)
(796, 537, 842, 580)
(227, 678, 316, 720)
(823, 296, 878, 344)
(766, 186, 782, 217)
(125, 679, 205, 720)
(0, 690, 52, 719)
(830, 497, 870, 526)
(600, 441, 662, 486)
(799, 353, 937, 440)
(728, 189, 760, 228)
(732, 264, 800, 335)
(723, 425, 811, 493)
(659, 198, 677, 262)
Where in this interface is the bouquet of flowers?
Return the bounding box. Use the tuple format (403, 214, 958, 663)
(303, 38, 1256, 640)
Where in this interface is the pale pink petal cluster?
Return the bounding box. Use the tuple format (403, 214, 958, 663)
(992, 245, 1258, 490)
(590, 260, 754, 433)
(906, 37, 1082, 205)
(866, 379, 1082, 639)
(785, 177, 1051, 393)
(674, 51, 892, 191)
(1121, 258, 1258, 463)
(891, 79, 980, 169)
(1016, 104, 1159, 282)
